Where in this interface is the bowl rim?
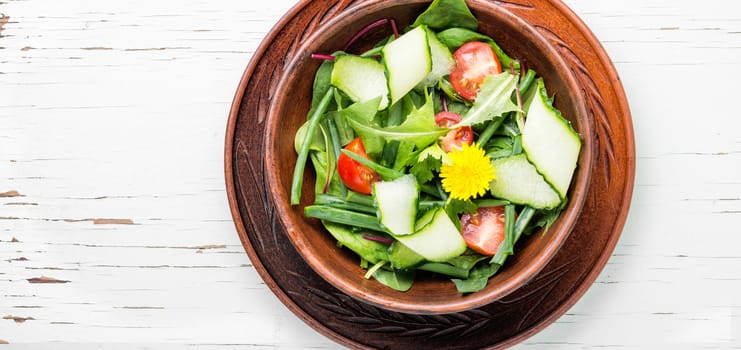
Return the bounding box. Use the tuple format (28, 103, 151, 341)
(262, 0, 593, 314)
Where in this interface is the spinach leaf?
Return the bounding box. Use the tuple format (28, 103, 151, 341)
(451, 262, 501, 293)
(372, 267, 415, 292)
(446, 252, 488, 271)
(310, 59, 336, 114)
(294, 117, 326, 154)
(412, 0, 478, 31)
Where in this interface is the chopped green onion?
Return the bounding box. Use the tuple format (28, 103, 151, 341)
(519, 69, 537, 96)
(511, 134, 523, 155)
(420, 200, 446, 209)
(360, 46, 384, 57)
(326, 118, 347, 196)
(514, 206, 536, 239)
(476, 116, 506, 147)
(418, 262, 469, 278)
(420, 183, 443, 199)
(340, 149, 404, 180)
(380, 140, 400, 168)
(345, 192, 375, 207)
(315, 194, 376, 214)
(304, 205, 386, 232)
(290, 88, 335, 205)
(491, 204, 517, 264)
(473, 199, 510, 207)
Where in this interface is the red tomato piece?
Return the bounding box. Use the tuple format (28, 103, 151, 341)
(440, 126, 474, 153)
(449, 42, 502, 101)
(434, 111, 463, 128)
(460, 206, 506, 256)
(337, 138, 380, 194)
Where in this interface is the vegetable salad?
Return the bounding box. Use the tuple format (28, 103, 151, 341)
(290, 0, 581, 294)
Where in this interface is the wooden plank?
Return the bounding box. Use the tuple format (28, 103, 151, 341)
(1, 0, 740, 348)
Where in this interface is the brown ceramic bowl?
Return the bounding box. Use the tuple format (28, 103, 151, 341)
(264, 0, 592, 314)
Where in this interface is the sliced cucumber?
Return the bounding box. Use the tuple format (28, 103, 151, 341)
(521, 79, 582, 198)
(383, 26, 432, 105)
(489, 153, 561, 209)
(394, 207, 466, 262)
(388, 240, 425, 269)
(419, 29, 455, 87)
(330, 55, 389, 110)
(373, 174, 419, 236)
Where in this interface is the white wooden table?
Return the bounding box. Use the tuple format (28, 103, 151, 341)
(2, 0, 740, 348)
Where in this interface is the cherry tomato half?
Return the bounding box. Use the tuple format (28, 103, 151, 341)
(449, 42, 502, 101)
(337, 137, 380, 194)
(440, 126, 474, 153)
(434, 111, 463, 128)
(460, 206, 506, 256)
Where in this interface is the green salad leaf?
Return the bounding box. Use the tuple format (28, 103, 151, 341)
(310, 147, 343, 195)
(322, 221, 389, 264)
(410, 153, 442, 184)
(371, 267, 415, 292)
(457, 72, 519, 127)
(290, 0, 576, 296)
(310, 59, 337, 114)
(412, 0, 478, 31)
(451, 262, 501, 293)
(333, 98, 385, 155)
(343, 93, 448, 151)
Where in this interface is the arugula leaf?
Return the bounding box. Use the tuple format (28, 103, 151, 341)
(436, 28, 520, 72)
(343, 93, 448, 151)
(457, 73, 519, 127)
(412, 0, 478, 31)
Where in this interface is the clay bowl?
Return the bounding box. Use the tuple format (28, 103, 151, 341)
(264, 0, 593, 314)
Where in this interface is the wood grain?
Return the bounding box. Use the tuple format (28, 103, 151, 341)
(2, 0, 740, 348)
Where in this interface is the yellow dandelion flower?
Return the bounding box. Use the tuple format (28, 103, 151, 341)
(440, 143, 496, 200)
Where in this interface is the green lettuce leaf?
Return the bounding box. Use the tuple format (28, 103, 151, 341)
(457, 72, 518, 127)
